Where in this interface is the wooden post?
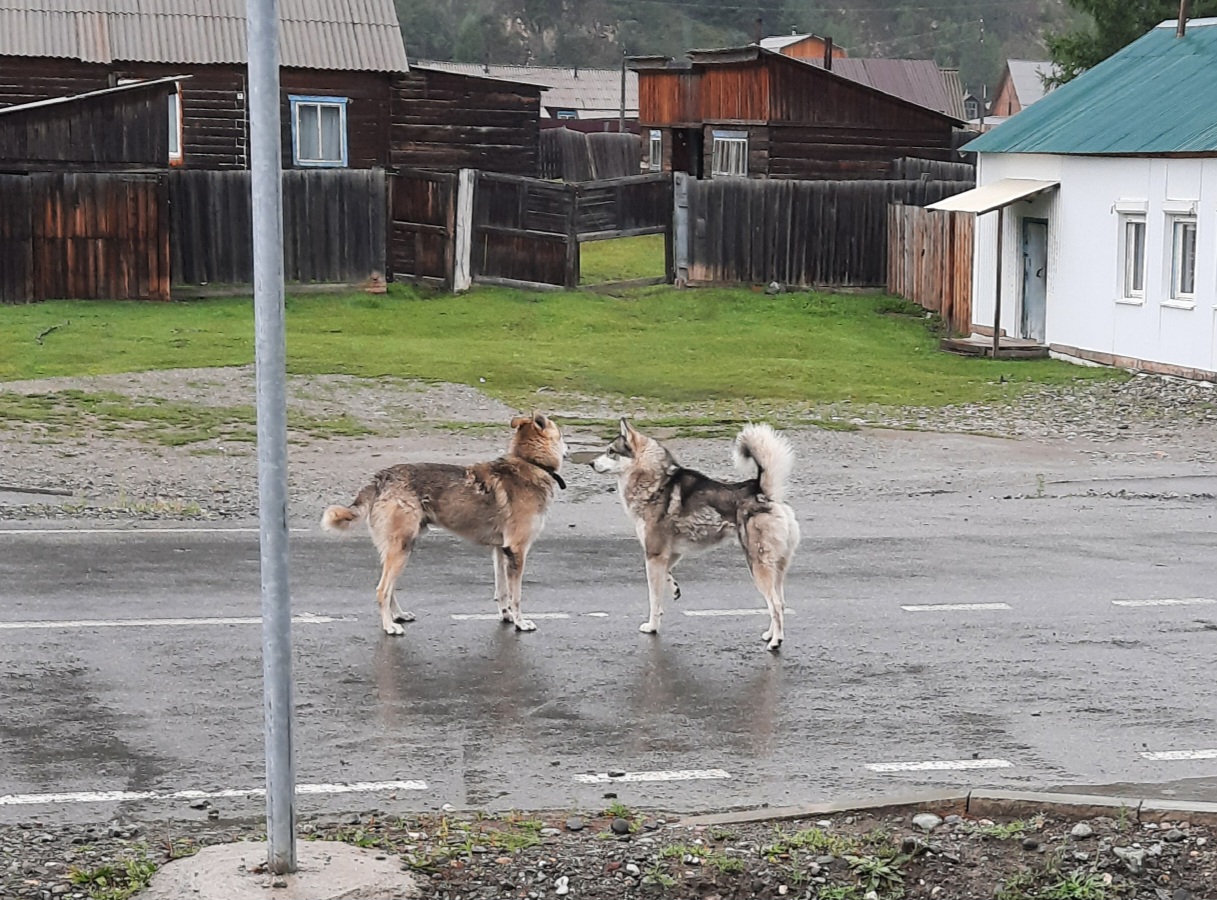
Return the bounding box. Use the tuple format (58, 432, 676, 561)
(565, 182, 581, 289)
(992, 206, 1004, 358)
(453, 169, 475, 292)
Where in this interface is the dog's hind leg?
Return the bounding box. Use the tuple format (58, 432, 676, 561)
(375, 540, 415, 636)
(492, 547, 512, 623)
(640, 554, 672, 634)
(752, 560, 785, 651)
(502, 545, 537, 633)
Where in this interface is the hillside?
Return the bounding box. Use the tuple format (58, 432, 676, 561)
(394, 0, 1087, 93)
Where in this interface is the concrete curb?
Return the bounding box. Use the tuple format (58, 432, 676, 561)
(679, 788, 1217, 828)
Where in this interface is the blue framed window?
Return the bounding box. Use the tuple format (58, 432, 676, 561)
(289, 95, 349, 167)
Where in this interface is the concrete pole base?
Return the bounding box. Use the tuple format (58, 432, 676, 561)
(142, 841, 420, 900)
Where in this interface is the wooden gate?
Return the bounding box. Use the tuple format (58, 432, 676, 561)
(1, 172, 169, 303)
(887, 203, 973, 336)
(389, 170, 457, 286)
(472, 172, 574, 288)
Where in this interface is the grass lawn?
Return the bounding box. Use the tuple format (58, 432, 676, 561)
(0, 283, 1120, 411)
(579, 234, 667, 284)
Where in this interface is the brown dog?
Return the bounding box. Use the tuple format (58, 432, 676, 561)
(322, 413, 568, 635)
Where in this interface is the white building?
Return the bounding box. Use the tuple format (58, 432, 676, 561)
(935, 17, 1217, 378)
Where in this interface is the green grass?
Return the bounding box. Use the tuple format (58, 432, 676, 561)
(0, 389, 373, 446)
(580, 233, 667, 284)
(0, 284, 1122, 410)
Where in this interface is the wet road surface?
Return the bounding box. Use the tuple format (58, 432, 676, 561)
(3, 490, 1217, 824)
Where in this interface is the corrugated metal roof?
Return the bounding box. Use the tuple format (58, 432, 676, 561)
(968, 19, 1217, 154)
(937, 68, 967, 120)
(1006, 59, 1057, 107)
(809, 57, 958, 117)
(415, 60, 638, 118)
(0, 0, 408, 71)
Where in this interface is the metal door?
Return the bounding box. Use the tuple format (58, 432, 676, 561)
(1021, 218, 1048, 343)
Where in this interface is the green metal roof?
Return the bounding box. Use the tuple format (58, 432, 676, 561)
(966, 18, 1217, 155)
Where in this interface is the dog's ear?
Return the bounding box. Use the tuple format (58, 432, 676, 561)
(619, 417, 632, 438)
(510, 415, 530, 429)
(533, 412, 549, 430)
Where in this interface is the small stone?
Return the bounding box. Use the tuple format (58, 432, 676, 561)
(912, 813, 942, 833)
(554, 875, 569, 896)
(605, 862, 621, 873)
(944, 815, 962, 825)
(1196, 837, 1208, 847)
(864, 892, 880, 900)
(642, 818, 659, 831)
(496, 857, 511, 865)
(608, 770, 626, 778)
(777, 886, 788, 897)
(1073, 851, 1090, 862)
(207, 809, 219, 820)
(610, 817, 630, 835)
(1114, 845, 1148, 875)
(1071, 823, 1095, 840)
(1164, 829, 1186, 843)
(541, 828, 561, 838)
(565, 818, 585, 833)
(188, 799, 210, 810)
(1022, 837, 1041, 851)
(625, 863, 640, 876)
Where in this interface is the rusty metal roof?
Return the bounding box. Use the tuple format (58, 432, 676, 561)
(968, 19, 1217, 154)
(0, 0, 409, 72)
(415, 60, 637, 118)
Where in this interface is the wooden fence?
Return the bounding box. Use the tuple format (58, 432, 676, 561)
(682, 177, 973, 289)
(389, 170, 457, 285)
(539, 128, 642, 182)
(0, 172, 169, 303)
(169, 169, 386, 286)
(888, 157, 976, 182)
(886, 204, 973, 336)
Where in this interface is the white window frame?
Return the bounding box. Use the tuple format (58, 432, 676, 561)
(118, 78, 183, 164)
(289, 95, 349, 168)
(1117, 214, 1146, 303)
(648, 129, 662, 171)
(1167, 214, 1198, 306)
(710, 129, 748, 177)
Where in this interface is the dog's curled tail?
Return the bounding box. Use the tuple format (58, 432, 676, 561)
(734, 423, 795, 503)
(320, 483, 377, 533)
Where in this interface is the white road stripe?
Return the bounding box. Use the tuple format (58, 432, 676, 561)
(901, 603, 1012, 612)
(586, 612, 610, 618)
(866, 759, 1013, 773)
(0, 612, 343, 630)
(683, 609, 774, 617)
(0, 528, 311, 535)
(450, 612, 571, 621)
(0, 780, 427, 807)
(1140, 749, 1217, 761)
(574, 769, 731, 784)
(1113, 598, 1217, 608)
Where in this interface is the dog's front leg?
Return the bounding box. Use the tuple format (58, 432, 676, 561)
(503, 545, 536, 632)
(492, 547, 512, 623)
(640, 555, 670, 634)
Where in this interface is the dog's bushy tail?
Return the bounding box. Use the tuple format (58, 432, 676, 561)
(321, 483, 377, 533)
(734, 423, 795, 503)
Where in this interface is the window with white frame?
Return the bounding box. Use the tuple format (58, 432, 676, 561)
(1169, 215, 1197, 301)
(648, 129, 662, 171)
(290, 96, 348, 167)
(1119, 214, 1146, 300)
(710, 130, 748, 177)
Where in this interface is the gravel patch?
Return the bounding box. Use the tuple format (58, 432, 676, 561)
(2, 808, 1213, 899)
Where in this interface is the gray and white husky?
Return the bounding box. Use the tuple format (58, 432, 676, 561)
(591, 420, 801, 650)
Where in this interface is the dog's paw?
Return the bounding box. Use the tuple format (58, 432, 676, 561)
(383, 622, 406, 636)
(766, 637, 783, 652)
(515, 618, 537, 633)
(762, 629, 772, 642)
(639, 622, 659, 634)
(500, 610, 515, 624)
(394, 611, 416, 624)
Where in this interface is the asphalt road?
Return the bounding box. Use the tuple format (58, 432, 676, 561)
(3, 487, 1217, 825)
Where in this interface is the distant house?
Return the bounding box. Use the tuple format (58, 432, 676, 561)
(414, 61, 637, 124)
(0, 1, 543, 176)
(989, 59, 1058, 117)
(962, 92, 986, 120)
(759, 32, 848, 62)
(938, 18, 1217, 378)
(633, 46, 962, 180)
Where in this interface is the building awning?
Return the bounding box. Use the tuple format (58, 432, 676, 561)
(926, 178, 1058, 214)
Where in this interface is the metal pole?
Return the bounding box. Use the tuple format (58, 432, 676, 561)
(619, 46, 627, 134)
(247, 0, 297, 876)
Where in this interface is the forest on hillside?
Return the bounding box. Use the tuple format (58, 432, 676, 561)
(393, 0, 1088, 94)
